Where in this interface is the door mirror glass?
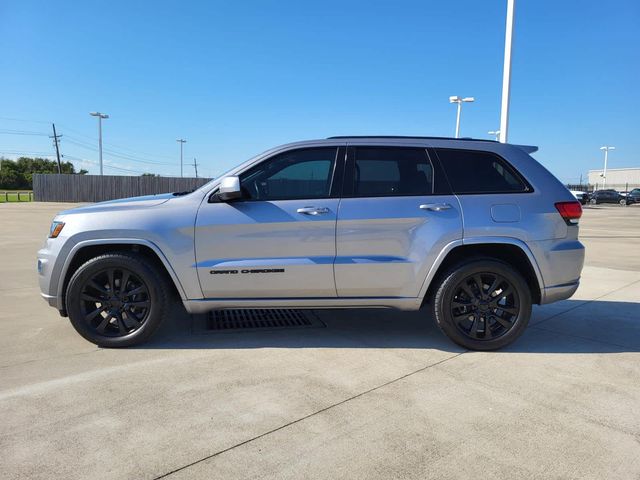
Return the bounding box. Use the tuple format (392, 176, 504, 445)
(217, 176, 242, 201)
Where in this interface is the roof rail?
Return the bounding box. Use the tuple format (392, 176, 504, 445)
(326, 135, 498, 143)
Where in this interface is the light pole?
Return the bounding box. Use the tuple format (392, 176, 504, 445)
(449, 96, 475, 138)
(599, 146, 615, 189)
(89, 112, 109, 175)
(499, 0, 515, 143)
(176, 139, 187, 177)
(488, 130, 501, 141)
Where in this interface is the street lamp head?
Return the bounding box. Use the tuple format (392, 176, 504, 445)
(89, 112, 108, 119)
(449, 96, 461, 103)
(600, 146, 615, 151)
(462, 97, 475, 103)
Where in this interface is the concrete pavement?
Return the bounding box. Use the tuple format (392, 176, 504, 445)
(0, 202, 639, 479)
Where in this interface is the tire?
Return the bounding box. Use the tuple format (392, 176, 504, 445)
(65, 252, 170, 347)
(430, 258, 532, 351)
(590, 198, 597, 205)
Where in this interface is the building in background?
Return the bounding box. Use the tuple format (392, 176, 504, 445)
(588, 167, 640, 191)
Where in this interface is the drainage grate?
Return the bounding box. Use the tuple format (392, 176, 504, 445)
(201, 309, 324, 332)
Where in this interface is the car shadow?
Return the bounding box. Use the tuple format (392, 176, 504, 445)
(137, 299, 640, 354)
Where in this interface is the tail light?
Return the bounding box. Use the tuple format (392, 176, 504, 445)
(555, 201, 582, 225)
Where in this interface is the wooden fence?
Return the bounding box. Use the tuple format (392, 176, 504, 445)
(33, 174, 212, 202)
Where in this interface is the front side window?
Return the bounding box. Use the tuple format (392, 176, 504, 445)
(239, 148, 337, 200)
(436, 148, 529, 194)
(351, 147, 434, 197)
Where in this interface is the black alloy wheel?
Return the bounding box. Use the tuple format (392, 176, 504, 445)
(66, 252, 170, 347)
(449, 272, 519, 341)
(80, 267, 151, 337)
(431, 258, 532, 351)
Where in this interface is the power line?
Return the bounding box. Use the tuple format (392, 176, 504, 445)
(1, 117, 187, 167)
(57, 123, 176, 161)
(63, 136, 175, 166)
(0, 129, 49, 136)
(64, 134, 175, 165)
(63, 154, 148, 175)
(0, 150, 56, 157)
(0, 116, 51, 125)
(1, 117, 178, 162)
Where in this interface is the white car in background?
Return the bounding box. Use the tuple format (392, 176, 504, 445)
(570, 190, 589, 205)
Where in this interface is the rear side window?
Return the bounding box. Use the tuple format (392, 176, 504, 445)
(436, 148, 529, 194)
(351, 147, 433, 197)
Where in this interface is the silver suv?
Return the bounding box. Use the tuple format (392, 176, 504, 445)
(37, 136, 585, 350)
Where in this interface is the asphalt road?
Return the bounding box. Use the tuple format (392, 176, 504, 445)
(1, 202, 639, 479)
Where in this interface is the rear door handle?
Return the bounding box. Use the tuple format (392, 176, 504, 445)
(419, 203, 452, 212)
(297, 206, 330, 215)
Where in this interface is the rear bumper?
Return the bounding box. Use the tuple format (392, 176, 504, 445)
(528, 238, 584, 304)
(541, 280, 580, 304)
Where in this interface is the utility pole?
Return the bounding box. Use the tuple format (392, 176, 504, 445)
(499, 0, 516, 143)
(191, 157, 199, 178)
(50, 123, 63, 173)
(176, 139, 187, 177)
(89, 112, 109, 175)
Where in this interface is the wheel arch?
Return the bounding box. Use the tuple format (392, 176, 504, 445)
(419, 238, 544, 307)
(57, 239, 187, 315)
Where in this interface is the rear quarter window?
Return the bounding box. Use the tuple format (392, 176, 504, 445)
(435, 148, 530, 194)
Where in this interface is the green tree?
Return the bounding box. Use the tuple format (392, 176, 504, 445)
(0, 157, 86, 189)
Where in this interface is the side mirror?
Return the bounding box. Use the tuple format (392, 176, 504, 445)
(217, 176, 242, 201)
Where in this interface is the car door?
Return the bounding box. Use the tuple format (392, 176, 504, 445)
(334, 145, 462, 298)
(195, 147, 343, 298)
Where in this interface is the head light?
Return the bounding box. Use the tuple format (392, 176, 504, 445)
(49, 221, 65, 238)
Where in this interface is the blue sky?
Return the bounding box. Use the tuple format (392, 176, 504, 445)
(1, 0, 638, 182)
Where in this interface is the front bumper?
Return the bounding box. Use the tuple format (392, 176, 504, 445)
(37, 239, 65, 310)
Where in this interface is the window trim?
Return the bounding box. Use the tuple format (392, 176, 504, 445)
(228, 146, 343, 202)
(433, 147, 534, 195)
(342, 146, 439, 198)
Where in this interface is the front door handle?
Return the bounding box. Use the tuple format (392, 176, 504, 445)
(297, 206, 330, 215)
(419, 203, 452, 212)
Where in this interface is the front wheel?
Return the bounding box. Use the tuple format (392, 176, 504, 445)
(430, 258, 532, 350)
(65, 252, 170, 347)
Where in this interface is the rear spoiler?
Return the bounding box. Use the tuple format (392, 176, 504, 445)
(514, 144, 539, 154)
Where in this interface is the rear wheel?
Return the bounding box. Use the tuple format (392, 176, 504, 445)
(431, 258, 532, 350)
(65, 252, 170, 347)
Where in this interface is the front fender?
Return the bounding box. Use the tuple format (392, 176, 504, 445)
(51, 238, 189, 310)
